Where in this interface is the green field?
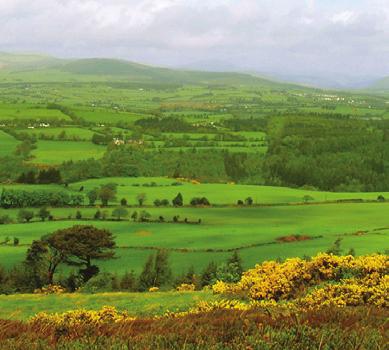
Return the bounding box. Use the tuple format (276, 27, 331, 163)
(0, 130, 19, 156)
(0, 103, 69, 121)
(0, 291, 217, 320)
(68, 177, 388, 205)
(74, 108, 153, 123)
(0, 203, 387, 274)
(0, 54, 389, 317)
(30, 140, 106, 164)
(8, 177, 389, 206)
(16, 127, 98, 141)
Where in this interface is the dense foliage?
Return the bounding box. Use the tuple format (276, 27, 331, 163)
(0, 189, 84, 209)
(0, 189, 83, 208)
(264, 116, 389, 191)
(212, 253, 388, 308)
(0, 253, 387, 349)
(0, 307, 386, 350)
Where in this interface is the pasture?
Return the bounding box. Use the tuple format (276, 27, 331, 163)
(0, 130, 19, 156)
(0, 103, 69, 121)
(29, 140, 106, 164)
(16, 127, 98, 141)
(74, 108, 153, 124)
(0, 291, 217, 320)
(0, 203, 387, 274)
(68, 177, 388, 205)
(1, 54, 389, 350)
(0, 57, 388, 306)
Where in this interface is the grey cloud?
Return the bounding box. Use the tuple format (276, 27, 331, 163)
(0, 0, 388, 78)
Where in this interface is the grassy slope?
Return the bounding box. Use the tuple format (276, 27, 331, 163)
(0, 52, 66, 70)
(0, 103, 69, 121)
(69, 177, 389, 205)
(30, 140, 106, 164)
(0, 204, 387, 274)
(17, 127, 98, 140)
(0, 130, 19, 156)
(8, 177, 389, 206)
(59, 58, 291, 87)
(368, 76, 389, 91)
(0, 291, 217, 320)
(0, 53, 299, 89)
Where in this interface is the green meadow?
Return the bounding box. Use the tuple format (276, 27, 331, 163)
(0, 130, 19, 156)
(0, 291, 217, 320)
(17, 127, 98, 140)
(0, 54, 388, 326)
(74, 108, 153, 123)
(0, 202, 387, 274)
(68, 177, 388, 205)
(30, 140, 106, 164)
(0, 103, 69, 121)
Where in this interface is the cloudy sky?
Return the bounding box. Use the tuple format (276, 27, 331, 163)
(0, 0, 388, 81)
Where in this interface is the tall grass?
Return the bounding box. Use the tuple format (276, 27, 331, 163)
(0, 307, 387, 349)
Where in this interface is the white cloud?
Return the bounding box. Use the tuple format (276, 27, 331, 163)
(0, 0, 388, 77)
(331, 11, 357, 25)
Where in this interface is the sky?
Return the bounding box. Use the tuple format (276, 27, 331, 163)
(0, 0, 388, 81)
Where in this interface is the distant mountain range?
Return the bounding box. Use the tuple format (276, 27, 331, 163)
(0, 52, 387, 91)
(367, 77, 389, 91)
(0, 52, 296, 88)
(0, 52, 64, 69)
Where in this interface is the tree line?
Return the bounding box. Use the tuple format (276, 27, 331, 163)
(263, 116, 389, 191)
(0, 224, 244, 294)
(0, 189, 83, 208)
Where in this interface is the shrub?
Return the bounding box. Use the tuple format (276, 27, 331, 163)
(190, 197, 211, 206)
(0, 215, 12, 224)
(112, 207, 129, 221)
(212, 253, 389, 307)
(80, 273, 117, 293)
(18, 209, 34, 223)
(245, 197, 253, 205)
(377, 195, 385, 202)
(172, 193, 183, 207)
(120, 271, 137, 291)
(160, 199, 169, 206)
(176, 283, 196, 292)
(34, 284, 66, 295)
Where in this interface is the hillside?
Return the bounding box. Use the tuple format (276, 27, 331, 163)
(0, 52, 65, 70)
(369, 76, 389, 91)
(0, 52, 297, 88)
(60, 58, 290, 86)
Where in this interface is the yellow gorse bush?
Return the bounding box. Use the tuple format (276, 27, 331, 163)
(34, 285, 66, 295)
(301, 278, 388, 308)
(176, 283, 196, 292)
(163, 299, 252, 318)
(27, 254, 387, 324)
(212, 253, 388, 308)
(30, 306, 135, 327)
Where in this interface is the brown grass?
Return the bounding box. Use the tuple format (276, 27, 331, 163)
(0, 307, 387, 349)
(277, 234, 311, 243)
(134, 230, 152, 237)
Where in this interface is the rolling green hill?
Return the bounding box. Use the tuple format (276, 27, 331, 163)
(369, 76, 389, 91)
(0, 52, 296, 87)
(60, 58, 290, 86)
(0, 52, 65, 70)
